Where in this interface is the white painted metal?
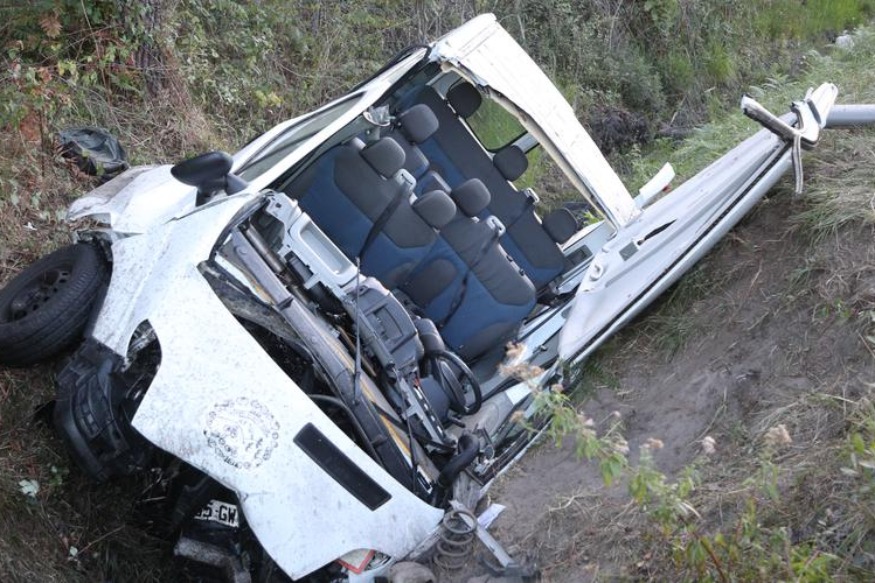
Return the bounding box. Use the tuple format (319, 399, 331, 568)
(636, 163, 675, 207)
(558, 83, 838, 362)
(83, 194, 442, 579)
(67, 165, 194, 234)
(431, 14, 640, 228)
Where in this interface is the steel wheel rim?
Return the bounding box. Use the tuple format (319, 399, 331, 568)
(8, 267, 72, 321)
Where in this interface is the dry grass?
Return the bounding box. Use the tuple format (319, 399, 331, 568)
(795, 130, 875, 237)
(0, 57, 222, 583)
(514, 255, 875, 580)
(0, 310, 177, 582)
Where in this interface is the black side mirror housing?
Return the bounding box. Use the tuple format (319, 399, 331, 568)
(171, 151, 248, 205)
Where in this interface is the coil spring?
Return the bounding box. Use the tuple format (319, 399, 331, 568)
(433, 508, 477, 571)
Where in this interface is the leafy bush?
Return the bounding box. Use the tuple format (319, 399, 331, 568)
(5, 0, 873, 155)
(502, 0, 875, 133)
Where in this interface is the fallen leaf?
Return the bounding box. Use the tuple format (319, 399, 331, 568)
(39, 13, 62, 39)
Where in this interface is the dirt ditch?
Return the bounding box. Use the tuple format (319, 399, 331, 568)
(481, 196, 875, 581)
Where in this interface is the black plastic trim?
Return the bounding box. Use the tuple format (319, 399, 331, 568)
(294, 423, 391, 510)
(54, 338, 156, 481)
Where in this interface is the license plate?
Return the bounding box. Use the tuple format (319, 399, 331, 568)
(194, 499, 240, 528)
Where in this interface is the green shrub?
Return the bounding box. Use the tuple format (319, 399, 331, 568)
(498, 0, 875, 132)
(661, 48, 695, 99)
(704, 40, 736, 86)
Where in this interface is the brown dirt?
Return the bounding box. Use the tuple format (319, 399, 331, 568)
(483, 196, 875, 582)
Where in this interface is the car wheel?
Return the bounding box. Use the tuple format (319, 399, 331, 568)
(0, 243, 108, 366)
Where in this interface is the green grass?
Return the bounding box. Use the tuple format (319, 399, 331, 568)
(623, 23, 875, 218)
(506, 0, 875, 131)
(756, 0, 875, 40)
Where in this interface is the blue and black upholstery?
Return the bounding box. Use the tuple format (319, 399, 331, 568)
(361, 188, 456, 289)
(387, 104, 439, 179)
(286, 98, 556, 360)
(290, 136, 456, 290)
(291, 137, 409, 259)
(384, 104, 451, 197)
(401, 179, 536, 360)
(400, 84, 570, 290)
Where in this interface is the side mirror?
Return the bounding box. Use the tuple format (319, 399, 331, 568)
(171, 151, 248, 205)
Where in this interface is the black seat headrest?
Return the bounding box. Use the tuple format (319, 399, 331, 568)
(493, 145, 528, 181)
(361, 137, 405, 177)
(398, 105, 439, 144)
(412, 190, 457, 229)
(446, 82, 482, 119)
(542, 208, 578, 244)
(451, 179, 490, 217)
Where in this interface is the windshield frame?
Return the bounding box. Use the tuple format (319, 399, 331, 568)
(238, 47, 429, 193)
(236, 93, 362, 182)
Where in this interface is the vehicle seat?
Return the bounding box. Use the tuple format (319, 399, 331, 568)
(486, 145, 570, 288)
(409, 84, 568, 290)
(361, 189, 457, 289)
(401, 179, 536, 360)
(293, 137, 412, 260)
(387, 104, 440, 178)
(385, 104, 460, 199)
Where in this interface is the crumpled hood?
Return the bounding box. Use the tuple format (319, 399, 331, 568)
(67, 165, 195, 234)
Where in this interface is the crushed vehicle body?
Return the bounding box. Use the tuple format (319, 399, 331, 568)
(3, 13, 875, 582)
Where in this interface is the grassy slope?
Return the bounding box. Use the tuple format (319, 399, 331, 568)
(520, 28, 875, 582)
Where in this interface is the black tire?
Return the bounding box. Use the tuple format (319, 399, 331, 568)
(0, 243, 108, 366)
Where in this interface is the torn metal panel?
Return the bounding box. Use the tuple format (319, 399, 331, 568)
(431, 14, 639, 228)
(132, 264, 443, 577)
(67, 165, 195, 234)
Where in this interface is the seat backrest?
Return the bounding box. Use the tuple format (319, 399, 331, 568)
(360, 189, 456, 289)
(294, 137, 408, 259)
(401, 179, 536, 360)
(408, 85, 567, 290)
(291, 134, 462, 291)
(385, 104, 440, 178)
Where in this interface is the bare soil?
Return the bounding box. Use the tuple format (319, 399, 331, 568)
(483, 196, 875, 581)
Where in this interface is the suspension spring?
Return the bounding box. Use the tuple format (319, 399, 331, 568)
(433, 508, 477, 572)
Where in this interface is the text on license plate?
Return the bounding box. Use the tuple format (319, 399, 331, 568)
(194, 499, 240, 528)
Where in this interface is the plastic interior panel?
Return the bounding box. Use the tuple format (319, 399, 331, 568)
(288, 213, 358, 291)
